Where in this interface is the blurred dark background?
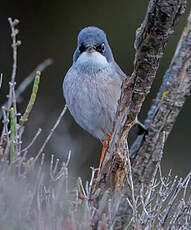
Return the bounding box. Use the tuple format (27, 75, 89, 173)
(0, 0, 190, 181)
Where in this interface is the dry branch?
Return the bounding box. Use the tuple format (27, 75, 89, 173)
(34, 105, 67, 162)
(132, 8, 191, 192)
(100, 0, 187, 193)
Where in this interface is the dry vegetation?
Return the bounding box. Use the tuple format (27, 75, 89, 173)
(0, 1, 191, 229)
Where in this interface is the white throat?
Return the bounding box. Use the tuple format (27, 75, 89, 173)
(76, 51, 108, 70)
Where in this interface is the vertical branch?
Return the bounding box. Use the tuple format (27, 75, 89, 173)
(100, 0, 187, 193)
(10, 107, 15, 162)
(132, 8, 191, 192)
(8, 18, 20, 84)
(4, 18, 21, 158)
(0, 73, 2, 89)
(7, 18, 21, 112)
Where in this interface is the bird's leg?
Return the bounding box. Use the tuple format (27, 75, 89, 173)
(98, 134, 111, 175)
(91, 134, 111, 195)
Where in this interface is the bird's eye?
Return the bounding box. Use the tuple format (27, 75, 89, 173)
(96, 43, 105, 53)
(79, 44, 86, 53)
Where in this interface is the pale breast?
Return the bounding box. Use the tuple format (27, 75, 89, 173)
(63, 63, 122, 141)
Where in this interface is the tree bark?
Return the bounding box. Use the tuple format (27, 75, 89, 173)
(98, 0, 188, 194)
(131, 9, 191, 194)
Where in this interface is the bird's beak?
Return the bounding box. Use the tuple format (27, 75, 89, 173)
(86, 46, 96, 53)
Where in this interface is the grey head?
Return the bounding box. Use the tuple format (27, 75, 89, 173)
(73, 27, 114, 64)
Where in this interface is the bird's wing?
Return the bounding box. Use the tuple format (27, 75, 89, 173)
(113, 62, 128, 80)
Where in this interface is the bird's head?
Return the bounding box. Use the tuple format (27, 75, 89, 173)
(73, 27, 114, 65)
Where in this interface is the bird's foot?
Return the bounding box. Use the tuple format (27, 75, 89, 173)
(134, 119, 148, 135)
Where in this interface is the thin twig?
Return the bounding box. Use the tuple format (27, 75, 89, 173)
(0, 59, 53, 120)
(7, 18, 21, 113)
(126, 153, 137, 228)
(53, 158, 60, 175)
(15, 58, 53, 101)
(89, 167, 99, 196)
(77, 177, 87, 198)
(34, 105, 67, 161)
(8, 18, 20, 84)
(1, 107, 10, 158)
(20, 128, 42, 154)
(9, 107, 15, 162)
(66, 150, 71, 167)
(4, 18, 22, 159)
(0, 73, 3, 89)
(156, 172, 191, 230)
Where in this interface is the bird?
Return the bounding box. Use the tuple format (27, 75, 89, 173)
(63, 26, 144, 171)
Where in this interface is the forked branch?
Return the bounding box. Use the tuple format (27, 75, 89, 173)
(99, 0, 187, 193)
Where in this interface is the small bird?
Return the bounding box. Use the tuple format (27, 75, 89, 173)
(63, 27, 143, 170)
